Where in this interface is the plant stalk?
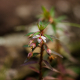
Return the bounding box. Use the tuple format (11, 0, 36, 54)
(39, 43, 44, 80)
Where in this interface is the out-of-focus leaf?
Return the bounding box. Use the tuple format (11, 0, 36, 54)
(50, 7, 55, 17)
(23, 45, 29, 47)
(38, 21, 49, 30)
(33, 32, 40, 36)
(43, 60, 59, 73)
(50, 35, 59, 40)
(69, 67, 80, 75)
(43, 44, 47, 50)
(41, 6, 47, 12)
(55, 16, 67, 22)
(26, 77, 37, 80)
(24, 58, 28, 63)
(63, 22, 80, 28)
(21, 61, 38, 66)
(52, 50, 63, 58)
(28, 66, 39, 73)
(44, 34, 53, 41)
(33, 53, 39, 57)
(43, 76, 58, 80)
(60, 42, 70, 54)
(25, 32, 34, 36)
(57, 27, 64, 31)
(51, 24, 56, 34)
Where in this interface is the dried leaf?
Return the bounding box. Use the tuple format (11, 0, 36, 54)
(21, 61, 38, 66)
(52, 50, 63, 58)
(43, 60, 59, 73)
(29, 66, 39, 73)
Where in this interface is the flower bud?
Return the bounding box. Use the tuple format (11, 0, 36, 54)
(27, 52, 33, 58)
(30, 43, 36, 48)
(47, 48, 52, 55)
(29, 40, 34, 44)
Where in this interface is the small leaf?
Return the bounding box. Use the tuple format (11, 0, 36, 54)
(63, 22, 80, 28)
(43, 60, 59, 73)
(52, 50, 63, 58)
(60, 42, 70, 54)
(23, 45, 29, 47)
(38, 21, 49, 30)
(55, 16, 67, 22)
(43, 76, 58, 80)
(44, 34, 53, 41)
(25, 32, 34, 36)
(50, 7, 55, 17)
(21, 61, 38, 66)
(29, 66, 39, 73)
(50, 35, 59, 40)
(33, 53, 39, 57)
(51, 24, 56, 34)
(41, 6, 47, 12)
(33, 32, 40, 36)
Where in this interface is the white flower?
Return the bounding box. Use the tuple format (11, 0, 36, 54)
(33, 35, 46, 43)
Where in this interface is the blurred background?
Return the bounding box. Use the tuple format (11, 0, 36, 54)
(0, 0, 80, 80)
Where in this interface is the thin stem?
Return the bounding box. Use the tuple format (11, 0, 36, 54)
(39, 43, 44, 80)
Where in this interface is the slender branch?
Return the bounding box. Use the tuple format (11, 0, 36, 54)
(39, 43, 44, 80)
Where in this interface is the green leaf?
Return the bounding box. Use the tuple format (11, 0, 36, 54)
(33, 32, 40, 36)
(63, 22, 80, 28)
(50, 7, 55, 17)
(55, 16, 67, 22)
(23, 45, 29, 47)
(33, 53, 39, 57)
(41, 6, 47, 12)
(51, 24, 56, 34)
(44, 34, 53, 41)
(25, 32, 34, 36)
(38, 21, 49, 30)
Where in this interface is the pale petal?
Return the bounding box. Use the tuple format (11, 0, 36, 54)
(36, 35, 40, 37)
(37, 38, 42, 43)
(41, 36, 46, 39)
(33, 36, 37, 38)
(43, 39, 46, 42)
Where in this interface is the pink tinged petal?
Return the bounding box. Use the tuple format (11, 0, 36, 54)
(29, 40, 34, 44)
(30, 43, 36, 48)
